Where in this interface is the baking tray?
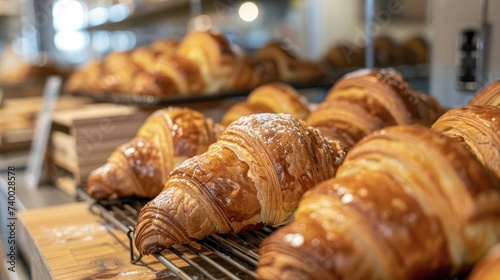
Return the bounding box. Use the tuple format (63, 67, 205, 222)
(67, 78, 338, 107)
(66, 64, 429, 107)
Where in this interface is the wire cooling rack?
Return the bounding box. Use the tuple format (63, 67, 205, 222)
(77, 188, 275, 279)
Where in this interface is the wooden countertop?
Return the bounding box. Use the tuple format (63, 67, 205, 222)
(17, 202, 188, 280)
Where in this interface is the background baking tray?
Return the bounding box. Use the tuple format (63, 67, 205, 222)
(66, 75, 339, 107)
(65, 65, 429, 107)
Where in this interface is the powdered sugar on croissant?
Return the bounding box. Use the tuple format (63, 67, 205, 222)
(134, 113, 348, 254)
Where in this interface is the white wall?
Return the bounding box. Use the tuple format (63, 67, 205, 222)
(430, 0, 500, 108)
(303, 0, 429, 59)
(303, 0, 361, 59)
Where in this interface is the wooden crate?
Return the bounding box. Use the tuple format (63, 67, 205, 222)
(0, 96, 93, 153)
(48, 104, 150, 197)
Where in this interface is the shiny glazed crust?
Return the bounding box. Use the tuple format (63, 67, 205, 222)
(306, 99, 384, 142)
(176, 31, 239, 93)
(255, 42, 326, 83)
(469, 80, 500, 106)
(86, 107, 217, 200)
(326, 68, 443, 127)
(432, 105, 500, 178)
(221, 83, 310, 126)
(257, 125, 500, 280)
(134, 113, 348, 255)
(468, 244, 500, 280)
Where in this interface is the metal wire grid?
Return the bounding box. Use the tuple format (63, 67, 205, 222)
(78, 188, 274, 280)
(77, 188, 472, 280)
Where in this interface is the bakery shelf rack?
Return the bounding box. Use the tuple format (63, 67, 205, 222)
(66, 63, 429, 108)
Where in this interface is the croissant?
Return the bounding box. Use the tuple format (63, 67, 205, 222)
(313, 126, 355, 149)
(65, 61, 103, 93)
(221, 83, 310, 126)
(401, 36, 429, 65)
(468, 244, 500, 280)
(134, 113, 349, 254)
(149, 38, 179, 56)
(102, 47, 206, 96)
(98, 52, 141, 93)
(469, 80, 500, 106)
(325, 68, 443, 127)
(221, 102, 272, 126)
(130, 39, 179, 73)
(66, 39, 183, 95)
(222, 55, 263, 92)
(306, 99, 384, 142)
(432, 105, 500, 178)
(258, 125, 500, 280)
(306, 69, 443, 142)
(130, 47, 160, 73)
(86, 107, 218, 200)
(132, 54, 205, 96)
(372, 35, 403, 66)
(176, 31, 239, 93)
(324, 43, 365, 68)
(255, 42, 326, 83)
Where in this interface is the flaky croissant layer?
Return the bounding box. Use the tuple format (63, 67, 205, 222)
(469, 80, 500, 106)
(134, 113, 348, 255)
(87, 107, 218, 200)
(432, 105, 500, 179)
(257, 125, 500, 280)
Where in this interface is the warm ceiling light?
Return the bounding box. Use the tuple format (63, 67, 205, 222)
(239, 2, 259, 22)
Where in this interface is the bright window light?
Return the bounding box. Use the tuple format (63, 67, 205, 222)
(239, 2, 259, 22)
(89, 6, 108, 26)
(92, 31, 111, 53)
(111, 31, 136, 51)
(53, 0, 87, 31)
(109, 3, 130, 22)
(54, 31, 89, 51)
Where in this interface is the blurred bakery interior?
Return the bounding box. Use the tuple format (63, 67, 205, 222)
(1, 0, 500, 279)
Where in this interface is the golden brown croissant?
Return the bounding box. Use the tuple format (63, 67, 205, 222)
(306, 99, 384, 142)
(469, 80, 500, 106)
(65, 61, 103, 93)
(134, 113, 348, 254)
(132, 54, 205, 96)
(468, 244, 500, 280)
(221, 102, 272, 126)
(176, 30, 238, 93)
(102, 47, 205, 96)
(66, 39, 182, 95)
(401, 36, 430, 65)
(150, 38, 179, 55)
(65, 52, 137, 94)
(258, 125, 500, 280)
(313, 126, 356, 149)
(86, 107, 218, 200)
(324, 43, 365, 68)
(221, 83, 310, 126)
(325, 68, 443, 127)
(372, 35, 403, 67)
(432, 105, 500, 178)
(306, 69, 443, 143)
(222, 55, 263, 91)
(98, 52, 140, 93)
(255, 42, 326, 83)
(131, 39, 179, 72)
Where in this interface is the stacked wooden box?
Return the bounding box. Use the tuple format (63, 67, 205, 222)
(0, 96, 92, 153)
(49, 104, 150, 196)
